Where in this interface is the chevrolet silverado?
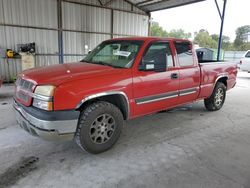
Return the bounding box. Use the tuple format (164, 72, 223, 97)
(14, 37, 238, 154)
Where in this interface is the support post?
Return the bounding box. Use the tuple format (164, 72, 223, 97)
(111, 9, 114, 39)
(148, 12, 151, 36)
(58, 0, 64, 64)
(217, 0, 227, 61)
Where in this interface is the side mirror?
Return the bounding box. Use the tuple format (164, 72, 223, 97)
(139, 50, 167, 72)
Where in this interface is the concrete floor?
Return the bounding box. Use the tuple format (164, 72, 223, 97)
(0, 71, 250, 188)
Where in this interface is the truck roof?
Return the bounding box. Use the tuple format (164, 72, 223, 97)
(109, 36, 191, 43)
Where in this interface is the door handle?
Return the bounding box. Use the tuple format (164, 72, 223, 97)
(171, 73, 179, 79)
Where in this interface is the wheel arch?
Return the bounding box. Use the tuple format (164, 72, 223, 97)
(215, 75, 228, 88)
(76, 91, 130, 120)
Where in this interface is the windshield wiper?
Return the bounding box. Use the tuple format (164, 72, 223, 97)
(80, 59, 92, 63)
(81, 60, 125, 69)
(92, 61, 125, 69)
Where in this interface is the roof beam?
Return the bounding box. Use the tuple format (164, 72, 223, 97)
(103, 0, 115, 7)
(135, 0, 155, 6)
(124, 0, 149, 13)
(98, 0, 104, 6)
(139, 0, 205, 12)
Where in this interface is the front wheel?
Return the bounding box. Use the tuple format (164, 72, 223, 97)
(75, 101, 124, 154)
(204, 82, 226, 111)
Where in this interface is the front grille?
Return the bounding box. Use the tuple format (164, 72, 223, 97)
(15, 78, 35, 105)
(16, 78, 34, 92)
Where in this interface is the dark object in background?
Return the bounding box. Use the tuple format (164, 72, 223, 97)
(197, 51, 204, 62)
(17, 43, 36, 54)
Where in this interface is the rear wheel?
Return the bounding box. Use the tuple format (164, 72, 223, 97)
(75, 101, 124, 154)
(204, 82, 226, 111)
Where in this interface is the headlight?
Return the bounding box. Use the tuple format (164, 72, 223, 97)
(33, 85, 55, 111)
(34, 85, 55, 96)
(33, 99, 53, 111)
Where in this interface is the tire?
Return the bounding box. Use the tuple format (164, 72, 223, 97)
(75, 101, 124, 154)
(204, 82, 226, 111)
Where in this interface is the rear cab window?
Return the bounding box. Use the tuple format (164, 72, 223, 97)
(174, 41, 194, 67)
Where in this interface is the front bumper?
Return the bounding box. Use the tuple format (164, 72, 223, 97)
(14, 100, 79, 141)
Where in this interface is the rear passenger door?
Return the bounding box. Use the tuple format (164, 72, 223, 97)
(174, 41, 200, 104)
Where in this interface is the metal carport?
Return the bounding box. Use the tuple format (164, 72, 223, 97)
(0, 0, 227, 81)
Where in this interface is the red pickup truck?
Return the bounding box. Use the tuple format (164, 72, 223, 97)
(14, 37, 237, 154)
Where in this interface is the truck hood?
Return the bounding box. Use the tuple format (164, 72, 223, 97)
(21, 62, 125, 86)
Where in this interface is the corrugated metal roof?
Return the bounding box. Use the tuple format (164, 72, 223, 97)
(128, 0, 206, 12)
(64, 0, 205, 14)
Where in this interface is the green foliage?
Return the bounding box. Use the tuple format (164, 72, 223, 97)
(150, 22, 250, 51)
(193, 30, 217, 48)
(168, 29, 192, 39)
(150, 22, 191, 39)
(234, 25, 250, 50)
(194, 30, 235, 50)
(237, 42, 250, 51)
(150, 22, 168, 37)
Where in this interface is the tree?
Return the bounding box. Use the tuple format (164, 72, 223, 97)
(211, 34, 233, 50)
(150, 22, 168, 37)
(233, 25, 250, 50)
(193, 30, 217, 48)
(168, 29, 191, 39)
(234, 25, 250, 46)
(150, 22, 191, 39)
(236, 42, 250, 51)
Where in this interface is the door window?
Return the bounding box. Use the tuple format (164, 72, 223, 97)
(142, 42, 174, 67)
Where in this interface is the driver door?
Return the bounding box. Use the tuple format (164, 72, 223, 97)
(132, 41, 180, 117)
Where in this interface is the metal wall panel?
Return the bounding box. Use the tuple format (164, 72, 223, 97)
(0, 0, 4, 23)
(63, 31, 110, 55)
(113, 35, 132, 39)
(64, 56, 86, 63)
(0, 0, 58, 28)
(35, 56, 60, 67)
(113, 10, 148, 36)
(0, 58, 21, 82)
(62, 2, 111, 33)
(0, 56, 59, 82)
(0, 25, 59, 81)
(0, 26, 6, 50)
(3, 27, 58, 54)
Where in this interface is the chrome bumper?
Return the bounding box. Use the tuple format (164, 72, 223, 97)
(14, 101, 78, 141)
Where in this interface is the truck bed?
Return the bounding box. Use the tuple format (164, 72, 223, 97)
(198, 61, 238, 99)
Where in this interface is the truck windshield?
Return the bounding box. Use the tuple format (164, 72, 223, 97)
(83, 40, 143, 68)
